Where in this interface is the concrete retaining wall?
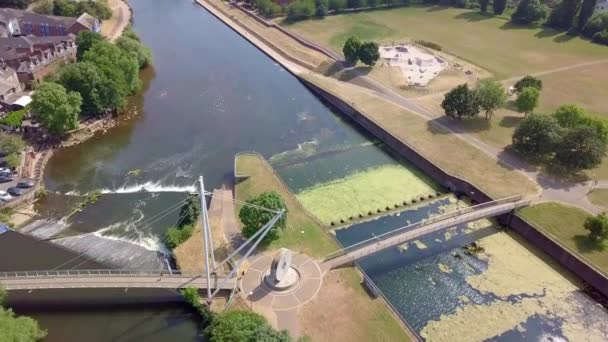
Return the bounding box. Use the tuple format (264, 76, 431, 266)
(299, 78, 608, 298)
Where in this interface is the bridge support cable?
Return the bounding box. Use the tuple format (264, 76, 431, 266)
(198, 176, 214, 301)
(209, 209, 284, 300)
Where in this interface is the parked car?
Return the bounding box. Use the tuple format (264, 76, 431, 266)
(7, 187, 22, 196)
(17, 180, 34, 188)
(0, 176, 12, 183)
(0, 191, 11, 202)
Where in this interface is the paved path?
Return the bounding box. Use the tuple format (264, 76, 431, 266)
(324, 197, 530, 269)
(0, 270, 236, 290)
(101, 0, 131, 41)
(201, 0, 605, 214)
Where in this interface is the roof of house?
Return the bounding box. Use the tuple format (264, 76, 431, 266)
(0, 8, 76, 28)
(75, 13, 98, 31)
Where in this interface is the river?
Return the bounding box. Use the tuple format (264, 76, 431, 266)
(4, 0, 608, 340)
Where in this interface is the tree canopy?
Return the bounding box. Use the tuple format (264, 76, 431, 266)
(547, 0, 582, 30)
(474, 79, 507, 119)
(82, 41, 140, 101)
(76, 31, 105, 60)
(554, 125, 606, 171)
(515, 87, 540, 116)
(511, 0, 547, 25)
(239, 192, 287, 246)
(177, 194, 201, 228)
(514, 75, 543, 93)
(578, 0, 598, 31)
(0, 0, 29, 9)
(31, 82, 82, 136)
(584, 212, 608, 244)
(512, 113, 561, 159)
(206, 311, 291, 342)
(441, 84, 480, 119)
(343, 36, 361, 64)
(357, 41, 380, 66)
(57, 62, 106, 115)
(0, 286, 47, 341)
(116, 36, 153, 69)
(493, 0, 507, 14)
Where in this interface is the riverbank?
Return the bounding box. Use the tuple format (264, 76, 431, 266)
(234, 152, 415, 341)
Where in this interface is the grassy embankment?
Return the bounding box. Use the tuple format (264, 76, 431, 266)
(285, 6, 608, 179)
(519, 203, 608, 275)
(300, 72, 539, 199)
(234, 153, 411, 342)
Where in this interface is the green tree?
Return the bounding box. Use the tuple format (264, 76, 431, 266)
(357, 41, 380, 66)
(547, 0, 582, 30)
(76, 31, 105, 60)
(206, 311, 291, 342)
(512, 113, 562, 158)
(0, 134, 25, 156)
(0, 0, 29, 9)
(164, 224, 194, 249)
(0, 286, 47, 341)
(479, 0, 490, 13)
(474, 79, 507, 119)
(328, 0, 347, 10)
(513, 75, 543, 93)
(552, 104, 608, 143)
(53, 0, 76, 17)
(177, 194, 201, 228)
(515, 87, 540, 116)
(493, 0, 507, 14)
(577, 0, 598, 30)
(582, 12, 608, 38)
(57, 62, 104, 115)
(180, 287, 214, 326)
(31, 83, 82, 136)
(116, 36, 153, 69)
(441, 84, 480, 119)
(33, 0, 54, 14)
(511, 0, 547, 24)
(347, 0, 367, 7)
(555, 126, 606, 171)
(315, 0, 329, 16)
(239, 192, 287, 246)
(83, 41, 140, 97)
(287, 0, 315, 20)
(584, 212, 608, 243)
(342, 36, 361, 64)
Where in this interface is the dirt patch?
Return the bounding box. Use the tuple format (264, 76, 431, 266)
(298, 268, 411, 341)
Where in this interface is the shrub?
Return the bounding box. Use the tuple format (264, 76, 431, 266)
(287, 0, 315, 20)
(583, 12, 608, 39)
(511, 0, 547, 25)
(415, 40, 442, 51)
(592, 30, 608, 45)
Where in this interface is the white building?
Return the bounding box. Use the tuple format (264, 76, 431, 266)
(596, 0, 608, 14)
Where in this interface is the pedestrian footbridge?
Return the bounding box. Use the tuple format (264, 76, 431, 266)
(0, 269, 237, 291)
(322, 195, 530, 270)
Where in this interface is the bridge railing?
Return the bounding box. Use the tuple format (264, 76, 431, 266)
(0, 269, 227, 279)
(323, 195, 523, 262)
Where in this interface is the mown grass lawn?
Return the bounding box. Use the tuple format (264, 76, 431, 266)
(234, 153, 411, 341)
(285, 6, 608, 79)
(519, 202, 608, 275)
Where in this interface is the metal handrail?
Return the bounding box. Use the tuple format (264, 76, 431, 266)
(0, 269, 233, 279)
(323, 195, 524, 261)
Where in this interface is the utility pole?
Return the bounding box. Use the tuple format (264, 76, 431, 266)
(198, 176, 212, 302)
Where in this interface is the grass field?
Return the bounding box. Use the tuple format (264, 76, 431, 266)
(301, 73, 539, 198)
(285, 6, 608, 79)
(519, 202, 608, 275)
(296, 164, 439, 225)
(587, 189, 608, 209)
(234, 153, 411, 341)
(235, 153, 336, 257)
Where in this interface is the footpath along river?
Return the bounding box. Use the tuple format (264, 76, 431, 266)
(4, 0, 608, 341)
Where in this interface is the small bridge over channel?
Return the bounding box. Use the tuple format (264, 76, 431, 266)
(322, 195, 530, 270)
(0, 270, 237, 291)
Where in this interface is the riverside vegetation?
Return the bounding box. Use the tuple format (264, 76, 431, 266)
(0, 286, 46, 341)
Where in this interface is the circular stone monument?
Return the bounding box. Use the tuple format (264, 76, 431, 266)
(262, 248, 300, 291)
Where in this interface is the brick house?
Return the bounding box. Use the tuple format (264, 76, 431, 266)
(0, 8, 100, 38)
(0, 36, 77, 89)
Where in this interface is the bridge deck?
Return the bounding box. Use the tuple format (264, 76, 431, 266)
(324, 198, 530, 269)
(0, 270, 237, 290)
